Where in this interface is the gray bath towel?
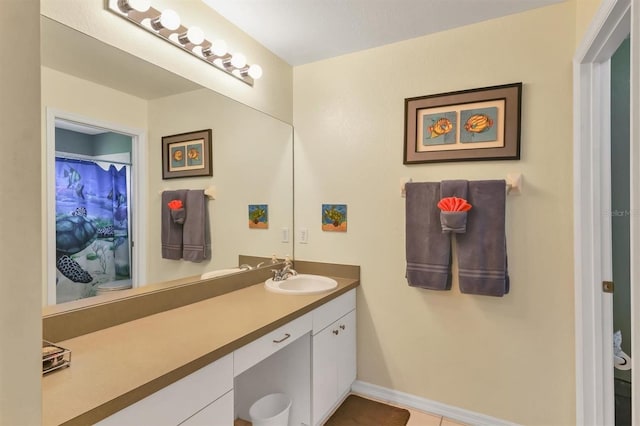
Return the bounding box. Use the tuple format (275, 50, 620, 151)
(183, 189, 207, 262)
(405, 182, 452, 290)
(161, 190, 188, 260)
(456, 180, 510, 296)
(440, 180, 469, 233)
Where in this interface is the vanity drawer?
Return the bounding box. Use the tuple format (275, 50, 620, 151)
(312, 289, 356, 335)
(234, 312, 312, 376)
(96, 353, 233, 426)
(180, 390, 233, 426)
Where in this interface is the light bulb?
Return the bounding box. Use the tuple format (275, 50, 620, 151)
(179, 26, 205, 45)
(230, 53, 247, 69)
(211, 40, 227, 57)
(160, 9, 180, 30)
(248, 64, 263, 79)
(151, 9, 180, 31)
(118, 0, 151, 13)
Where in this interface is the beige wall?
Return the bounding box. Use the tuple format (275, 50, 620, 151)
(0, 0, 42, 424)
(41, 0, 293, 123)
(576, 0, 605, 46)
(41, 67, 149, 129)
(293, 2, 575, 425)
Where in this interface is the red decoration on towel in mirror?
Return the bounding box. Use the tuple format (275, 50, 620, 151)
(167, 199, 183, 210)
(437, 197, 472, 212)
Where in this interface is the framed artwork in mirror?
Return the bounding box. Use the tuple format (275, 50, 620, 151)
(404, 83, 522, 164)
(162, 129, 212, 179)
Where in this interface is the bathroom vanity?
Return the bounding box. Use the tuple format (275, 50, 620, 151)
(41, 264, 358, 426)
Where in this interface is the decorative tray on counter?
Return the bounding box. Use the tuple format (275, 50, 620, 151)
(42, 340, 71, 374)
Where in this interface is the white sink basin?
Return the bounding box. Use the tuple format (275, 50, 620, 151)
(265, 274, 338, 295)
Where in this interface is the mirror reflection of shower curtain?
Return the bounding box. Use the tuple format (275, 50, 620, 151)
(54, 157, 131, 303)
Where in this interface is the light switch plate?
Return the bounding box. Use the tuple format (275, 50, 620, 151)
(299, 228, 308, 244)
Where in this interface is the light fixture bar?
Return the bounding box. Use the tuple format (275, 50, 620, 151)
(107, 0, 261, 86)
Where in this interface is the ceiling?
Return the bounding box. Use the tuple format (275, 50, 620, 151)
(202, 0, 565, 66)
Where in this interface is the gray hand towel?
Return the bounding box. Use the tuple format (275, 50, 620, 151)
(161, 190, 188, 260)
(405, 182, 452, 290)
(183, 189, 207, 262)
(456, 180, 510, 296)
(440, 180, 470, 233)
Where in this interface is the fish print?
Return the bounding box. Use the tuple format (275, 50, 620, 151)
(187, 148, 200, 160)
(428, 117, 453, 138)
(116, 193, 126, 208)
(464, 114, 493, 133)
(75, 183, 85, 199)
(64, 167, 81, 188)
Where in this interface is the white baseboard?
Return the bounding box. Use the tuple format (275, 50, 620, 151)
(350, 380, 521, 426)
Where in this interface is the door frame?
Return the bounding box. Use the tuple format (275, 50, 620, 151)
(573, 0, 633, 424)
(45, 108, 147, 305)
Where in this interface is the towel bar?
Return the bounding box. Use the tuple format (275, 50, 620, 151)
(159, 186, 216, 200)
(400, 173, 522, 197)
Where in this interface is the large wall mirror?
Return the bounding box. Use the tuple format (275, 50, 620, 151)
(41, 16, 293, 307)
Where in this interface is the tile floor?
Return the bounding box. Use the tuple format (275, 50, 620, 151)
(405, 408, 468, 426)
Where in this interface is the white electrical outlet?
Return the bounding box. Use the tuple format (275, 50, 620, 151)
(281, 227, 289, 243)
(299, 227, 308, 244)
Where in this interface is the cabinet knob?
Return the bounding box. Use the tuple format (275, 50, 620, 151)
(339, 324, 346, 330)
(332, 330, 339, 335)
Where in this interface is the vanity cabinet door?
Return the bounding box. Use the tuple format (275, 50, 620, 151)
(311, 309, 356, 426)
(312, 320, 339, 424)
(336, 310, 356, 397)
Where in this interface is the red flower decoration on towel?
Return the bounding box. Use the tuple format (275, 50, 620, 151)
(167, 199, 183, 210)
(437, 197, 472, 212)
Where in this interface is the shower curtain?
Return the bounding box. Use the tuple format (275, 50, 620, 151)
(55, 157, 130, 303)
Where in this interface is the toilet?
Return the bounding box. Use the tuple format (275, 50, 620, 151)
(95, 281, 132, 295)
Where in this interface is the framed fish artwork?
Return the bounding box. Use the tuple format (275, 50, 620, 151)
(162, 129, 212, 179)
(404, 83, 522, 164)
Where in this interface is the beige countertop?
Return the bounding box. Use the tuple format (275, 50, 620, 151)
(42, 277, 358, 426)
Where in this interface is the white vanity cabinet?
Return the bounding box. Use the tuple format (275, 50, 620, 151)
(94, 288, 357, 426)
(96, 353, 233, 426)
(311, 289, 357, 425)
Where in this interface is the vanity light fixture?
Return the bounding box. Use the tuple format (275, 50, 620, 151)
(178, 27, 205, 46)
(117, 0, 151, 13)
(108, 0, 262, 86)
(149, 9, 181, 31)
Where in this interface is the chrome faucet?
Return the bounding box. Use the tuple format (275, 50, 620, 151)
(271, 258, 297, 281)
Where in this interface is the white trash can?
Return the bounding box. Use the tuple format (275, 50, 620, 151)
(249, 393, 291, 426)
